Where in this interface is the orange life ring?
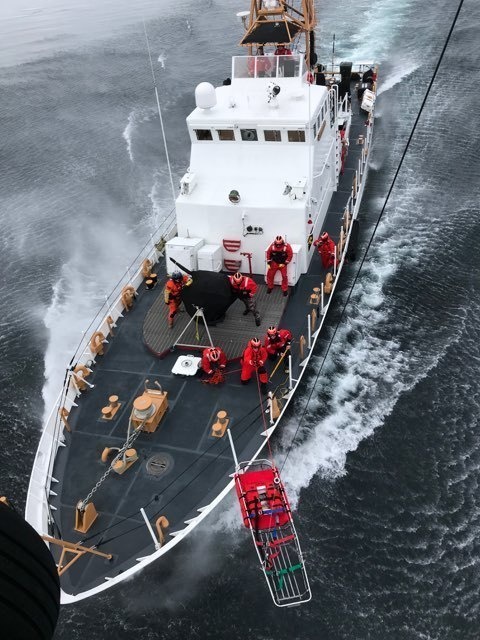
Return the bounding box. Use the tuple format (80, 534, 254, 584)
(90, 331, 105, 355)
(73, 364, 90, 390)
(141, 259, 152, 279)
(121, 285, 136, 311)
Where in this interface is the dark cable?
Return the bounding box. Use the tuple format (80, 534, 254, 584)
(82, 400, 265, 545)
(280, 0, 465, 473)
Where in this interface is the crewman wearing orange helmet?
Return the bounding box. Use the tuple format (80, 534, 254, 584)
(266, 235, 293, 295)
(264, 325, 293, 360)
(164, 271, 193, 328)
(313, 231, 337, 269)
(201, 347, 227, 376)
(240, 337, 268, 393)
(228, 272, 261, 326)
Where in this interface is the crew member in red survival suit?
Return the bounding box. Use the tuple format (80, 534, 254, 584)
(313, 232, 337, 269)
(164, 271, 192, 328)
(266, 235, 293, 296)
(201, 347, 227, 376)
(247, 46, 272, 77)
(228, 272, 261, 326)
(240, 338, 268, 394)
(274, 44, 292, 56)
(264, 326, 293, 360)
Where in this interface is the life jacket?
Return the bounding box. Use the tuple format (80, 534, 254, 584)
(267, 242, 292, 265)
(229, 275, 257, 296)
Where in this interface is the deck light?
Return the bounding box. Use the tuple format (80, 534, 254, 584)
(229, 190, 240, 204)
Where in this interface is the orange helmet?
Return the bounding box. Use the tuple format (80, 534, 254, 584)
(320, 232, 329, 242)
(232, 272, 244, 285)
(209, 348, 220, 361)
(267, 325, 277, 336)
(274, 235, 284, 246)
(250, 338, 261, 349)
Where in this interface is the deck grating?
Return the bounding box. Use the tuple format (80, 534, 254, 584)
(143, 284, 288, 360)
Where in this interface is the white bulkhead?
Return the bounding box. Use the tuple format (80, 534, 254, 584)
(175, 54, 338, 281)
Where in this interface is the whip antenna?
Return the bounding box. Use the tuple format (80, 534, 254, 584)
(331, 33, 335, 73)
(143, 20, 177, 206)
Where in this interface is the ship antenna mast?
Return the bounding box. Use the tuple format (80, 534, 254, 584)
(143, 20, 176, 206)
(239, 0, 316, 68)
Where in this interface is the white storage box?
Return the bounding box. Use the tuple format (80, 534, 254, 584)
(197, 244, 222, 272)
(165, 237, 204, 275)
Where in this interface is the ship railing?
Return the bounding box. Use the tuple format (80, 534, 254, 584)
(323, 62, 376, 78)
(27, 206, 177, 534)
(337, 91, 350, 117)
(286, 95, 375, 397)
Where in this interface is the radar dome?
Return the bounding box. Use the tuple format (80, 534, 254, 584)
(195, 82, 217, 109)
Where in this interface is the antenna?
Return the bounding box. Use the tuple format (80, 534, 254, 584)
(143, 20, 177, 207)
(331, 33, 335, 74)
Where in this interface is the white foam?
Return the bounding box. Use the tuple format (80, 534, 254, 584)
(343, 0, 413, 62)
(276, 196, 464, 507)
(377, 61, 420, 96)
(41, 213, 145, 418)
(122, 110, 136, 163)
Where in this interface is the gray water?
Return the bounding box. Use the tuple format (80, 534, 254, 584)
(1, 0, 480, 638)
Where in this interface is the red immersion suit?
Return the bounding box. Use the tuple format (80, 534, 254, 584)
(266, 241, 293, 292)
(241, 345, 268, 384)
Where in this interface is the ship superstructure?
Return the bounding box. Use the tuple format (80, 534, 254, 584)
(176, 54, 339, 278)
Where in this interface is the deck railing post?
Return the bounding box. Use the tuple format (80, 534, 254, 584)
(307, 314, 312, 350)
(333, 247, 337, 278)
(140, 508, 161, 551)
(288, 355, 293, 390)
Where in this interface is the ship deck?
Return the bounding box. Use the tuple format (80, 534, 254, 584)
(48, 82, 371, 597)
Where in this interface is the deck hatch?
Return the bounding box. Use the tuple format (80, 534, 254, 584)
(146, 453, 174, 477)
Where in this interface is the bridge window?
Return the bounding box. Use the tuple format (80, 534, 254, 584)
(217, 129, 235, 141)
(264, 130, 282, 142)
(240, 128, 258, 141)
(195, 129, 213, 141)
(287, 130, 305, 142)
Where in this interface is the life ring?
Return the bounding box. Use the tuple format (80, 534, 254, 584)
(89, 331, 105, 356)
(73, 364, 90, 390)
(141, 259, 152, 279)
(121, 285, 136, 311)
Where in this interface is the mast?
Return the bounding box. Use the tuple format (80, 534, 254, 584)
(239, 0, 316, 67)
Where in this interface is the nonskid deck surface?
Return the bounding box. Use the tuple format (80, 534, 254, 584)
(144, 285, 288, 359)
(49, 82, 371, 596)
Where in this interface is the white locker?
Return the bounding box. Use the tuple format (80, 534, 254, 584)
(165, 237, 204, 275)
(197, 244, 223, 272)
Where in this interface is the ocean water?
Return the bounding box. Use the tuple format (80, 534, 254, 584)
(1, 0, 479, 638)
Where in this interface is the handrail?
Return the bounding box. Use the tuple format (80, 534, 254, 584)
(39, 206, 178, 518)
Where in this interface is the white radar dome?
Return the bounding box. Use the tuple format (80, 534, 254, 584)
(195, 82, 217, 109)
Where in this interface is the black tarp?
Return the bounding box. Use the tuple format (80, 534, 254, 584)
(181, 271, 236, 323)
(240, 22, 301, 45)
